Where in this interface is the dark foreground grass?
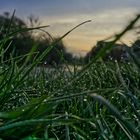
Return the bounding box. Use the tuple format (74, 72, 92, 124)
(0, 14, 140, 140)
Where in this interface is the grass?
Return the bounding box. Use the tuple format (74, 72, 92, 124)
(0, 14, 140, 140)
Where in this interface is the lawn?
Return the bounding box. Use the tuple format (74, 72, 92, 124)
(0, 14, 140, 140)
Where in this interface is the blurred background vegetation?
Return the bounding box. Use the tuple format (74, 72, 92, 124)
(1, 12, 140, 66)
(0, 12, 74, 66)
(0, 11, 140, 140)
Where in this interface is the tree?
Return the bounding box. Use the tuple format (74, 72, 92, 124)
(0, 12, 73, 65)
(0, 12, 32, 60)
(85, 40, 129, 63)
(131, 39, 140, 57)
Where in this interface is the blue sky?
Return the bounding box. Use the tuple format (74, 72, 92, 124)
(0, 0, 140, 55)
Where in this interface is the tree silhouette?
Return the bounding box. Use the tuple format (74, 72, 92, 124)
(0, 12, 32, 60)
(0, 12, 73, 65)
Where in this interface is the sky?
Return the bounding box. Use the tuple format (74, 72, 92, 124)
(0, 0, 140, 56)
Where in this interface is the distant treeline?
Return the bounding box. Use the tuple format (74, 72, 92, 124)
(0, 12, 73, 65)
(0, 12, 140, 65)
(85, 39, 140, 63)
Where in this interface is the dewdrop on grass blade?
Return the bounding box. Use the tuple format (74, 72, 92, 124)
(111, 96, 114, 99)
(43, 99, 47, 103)
(115, 60, 117, 63)
(83, 98, 87, 102)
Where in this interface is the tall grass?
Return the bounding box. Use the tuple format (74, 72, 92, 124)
(0, 13, 140, 140)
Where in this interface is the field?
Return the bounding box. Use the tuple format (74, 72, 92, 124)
(0, 14, 140, 140)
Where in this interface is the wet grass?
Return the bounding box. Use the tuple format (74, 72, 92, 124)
(0, 14, 140, 140)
